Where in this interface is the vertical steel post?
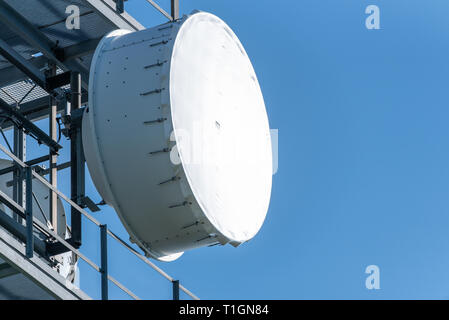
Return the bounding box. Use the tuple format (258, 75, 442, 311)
(25, 166, 33, 258)
(12, 127, 18, 220)
(49, 65, 58, 234)
(171, 0, 179, 20)
(172, 280, 180, 300)
(19, 129, 25, 212)
(116, 0, 124, 13)
(70, 71, 82, 247)
(13, 125, 25, 223)
(100, 224, 108, 300)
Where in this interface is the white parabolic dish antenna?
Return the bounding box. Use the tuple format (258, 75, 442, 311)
(83, 11, 272, 261)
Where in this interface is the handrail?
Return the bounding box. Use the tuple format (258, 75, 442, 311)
(0, 142, 199, 300)
(108, 274, 141, 300)
(145, 0, 173, 21)
(107, 229, 172, 281)
(107, 229, 199, 300)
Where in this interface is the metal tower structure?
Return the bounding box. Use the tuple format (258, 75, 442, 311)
(0, 0, 197, 300)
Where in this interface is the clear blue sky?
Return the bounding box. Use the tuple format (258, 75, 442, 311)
(15, 0, 449, 299)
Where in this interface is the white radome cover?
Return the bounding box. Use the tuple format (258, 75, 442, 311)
(83, 11, 272, 261)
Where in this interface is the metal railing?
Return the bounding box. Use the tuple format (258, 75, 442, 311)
(0, 142, 199, 300)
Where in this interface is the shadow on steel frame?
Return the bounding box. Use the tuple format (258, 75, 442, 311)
(0, 141, 199, 300)
(118, 0, 180, 21)
(0, 0, 197, 300)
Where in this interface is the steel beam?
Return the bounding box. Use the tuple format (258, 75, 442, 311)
(11, 128, 22, 200)
(5, 161, 71, 188)
(0, 37, 100, 88)
(0, 38, 47, 89)
(0, 56, 47, 88)
(49, 66, 58, 235)
(0, 0, 89, 89)
(0, 174, 80, 259)
(0, 92, 86, 131)
(115, 0, 124, 14)
(0, 98, 62, 153)
(146, 0, 172, 21)
(172, 280, 180, 300)
(12, 119, 25, 224)
(171, 0, 180, 20)
(25, 167, 33, 258)
(34, 161, 71, 177)
(19, 96, 65, 118)
(0, 96, 64, 132)
(0, 227, 90, 300)
(100, 224, 108, 300)
(70, 72, 83, 247)
(0, 0, 59, 64)
(0, 155, 50, 176)
(84, 0, 144, 31)
(62, 37, 102, 62)
(0, 263, 19, 279)
(46, 71, 71, 91)
(0, 208, 46, 257)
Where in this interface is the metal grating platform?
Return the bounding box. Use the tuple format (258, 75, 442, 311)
(0, 0, 144, 127)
